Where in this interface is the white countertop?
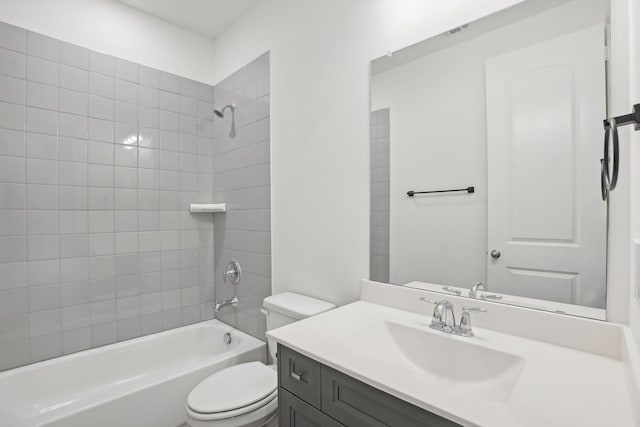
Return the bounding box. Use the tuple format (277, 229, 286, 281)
(268, 300, 636, 427)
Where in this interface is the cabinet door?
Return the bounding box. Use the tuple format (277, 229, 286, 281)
(278, 344, 322, 409)
(279, 388, 345, 427)
(321, 366, 461, 427)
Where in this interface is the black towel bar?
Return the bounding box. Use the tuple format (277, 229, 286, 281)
(407, 187, 474, 197)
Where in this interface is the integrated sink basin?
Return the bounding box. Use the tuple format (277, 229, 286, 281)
(350, 320, 526, 403)
(267, 288, 636, 427)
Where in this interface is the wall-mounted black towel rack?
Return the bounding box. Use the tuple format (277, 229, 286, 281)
(601, 104, 640, 200)
(603, 104, 640, 130)
(407, 186, 474, 197)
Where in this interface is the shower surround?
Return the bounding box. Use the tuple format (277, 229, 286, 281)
(212, 53, 271, 341)
(370, 108, 390, 284)
(0, 22, 222, 370)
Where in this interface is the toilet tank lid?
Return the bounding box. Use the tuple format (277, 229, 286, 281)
(263, 292, 335, 319)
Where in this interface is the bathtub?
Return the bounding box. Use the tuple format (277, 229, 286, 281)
(0, 320, 266, 427)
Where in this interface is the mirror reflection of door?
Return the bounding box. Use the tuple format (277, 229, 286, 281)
(486, 24, 607, 308)
(369, 0, 610, 315)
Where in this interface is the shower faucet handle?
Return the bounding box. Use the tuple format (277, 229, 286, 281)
(222, 260, 242, 284)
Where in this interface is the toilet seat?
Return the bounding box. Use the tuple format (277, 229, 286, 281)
(187, 390, 277, 421)
(187, 362, 278, 421)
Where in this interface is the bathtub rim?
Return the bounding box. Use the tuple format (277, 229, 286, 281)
(0, 319, 264, 377)
(0, 319, 267, 427)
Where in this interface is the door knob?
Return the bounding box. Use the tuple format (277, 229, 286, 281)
(490, 250, 501, 259)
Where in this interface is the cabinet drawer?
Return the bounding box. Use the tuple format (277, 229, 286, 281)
(279, 388, 345, 427)
(278, 344, 322, 409)
(321, 366, 462, 427)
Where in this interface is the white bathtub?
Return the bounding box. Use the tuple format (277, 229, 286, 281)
(0, 320, 266, 427)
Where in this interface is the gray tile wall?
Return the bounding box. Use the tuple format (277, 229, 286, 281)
(0, 22, 216, 371)
(212, 53, 271, 340)
(370, 109, 390, 283)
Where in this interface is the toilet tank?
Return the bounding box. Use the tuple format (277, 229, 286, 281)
(263, 292, 335, 361)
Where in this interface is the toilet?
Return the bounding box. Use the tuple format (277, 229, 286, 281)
(185, 292, 335, 427)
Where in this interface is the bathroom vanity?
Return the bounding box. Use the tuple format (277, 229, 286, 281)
(277, 344, 459, 426)
(268, 281, 639, 427)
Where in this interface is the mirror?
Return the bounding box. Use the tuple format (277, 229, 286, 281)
(369, 0, 610, 319)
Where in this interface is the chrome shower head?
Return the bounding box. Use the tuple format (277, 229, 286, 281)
(213, 103, 237, 138)
(214, 103, 235, 118)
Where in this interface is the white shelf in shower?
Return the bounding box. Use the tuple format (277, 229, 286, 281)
(189, 203, 227, 213)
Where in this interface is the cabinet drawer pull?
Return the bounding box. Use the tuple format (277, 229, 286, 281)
(291, 371, 306, 382)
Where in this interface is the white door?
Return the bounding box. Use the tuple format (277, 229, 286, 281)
(485, 24, 607, 308)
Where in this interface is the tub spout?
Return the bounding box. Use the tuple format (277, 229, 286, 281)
(214, 296, 239, 312)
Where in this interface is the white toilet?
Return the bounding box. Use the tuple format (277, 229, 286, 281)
(185, 292, 335, 427)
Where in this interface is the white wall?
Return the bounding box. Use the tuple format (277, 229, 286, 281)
(627, 0, 640, 349)
(371, 0, 607, 290)
(0, 0, 215, 83)
(210, 0, 527, 305)
(607, 0, 632, 324)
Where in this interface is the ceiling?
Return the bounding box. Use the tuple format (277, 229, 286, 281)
(116, 0, 261, 39)
(371, 0, 576, 75)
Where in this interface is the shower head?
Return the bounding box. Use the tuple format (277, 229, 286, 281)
(214, 103, 235, 118)
(213, 103, 237, 138)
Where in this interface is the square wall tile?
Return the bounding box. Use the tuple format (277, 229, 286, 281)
(0, 128, 26, 157)
(0, 22, 26, 53)
(0, 74, 26, 105)
(89, 51, 115, 76)
(60, 65, 88, 92)
(60, 42, 88, 69)
(0, 48, 26, 79)
(26, 56, 57, 86)
(30, 332, 62, 362)
(26, 133, 57, 160)
(0, 102, 26, 131)
(26, 32, 58, 61)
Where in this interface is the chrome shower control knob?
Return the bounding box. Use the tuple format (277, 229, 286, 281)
(490, 250, 501, 259)
(222, 260, 242, 284)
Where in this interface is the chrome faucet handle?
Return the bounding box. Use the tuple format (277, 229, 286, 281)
(480, 293, 503, 301)
(222, 260, 241, 284)
(463, 307, 487, 313)
(456, 306, 487, 337)
(419, 297, 446, 327)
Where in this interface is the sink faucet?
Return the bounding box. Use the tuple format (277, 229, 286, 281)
(214, 296, 239, 312)
(420, 297, 486, 337)
(469, 282, 485, 298)
(423, 298, 456, 331)
(469, 282, 503, 301)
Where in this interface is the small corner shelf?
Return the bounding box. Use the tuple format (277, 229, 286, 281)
(189, 203, 227, 213)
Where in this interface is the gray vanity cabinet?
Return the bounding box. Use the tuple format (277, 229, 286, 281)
(278, 344, 462, 427)
(280, 388, 346, 427)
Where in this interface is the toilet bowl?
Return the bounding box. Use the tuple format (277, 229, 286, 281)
(186, 362, 278, 427)
(185, 292, 335, 427)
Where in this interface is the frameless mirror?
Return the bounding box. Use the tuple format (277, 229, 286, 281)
(369, 0, 610, 319)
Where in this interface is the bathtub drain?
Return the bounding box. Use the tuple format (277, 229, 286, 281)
(223, 332, 232, 344)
